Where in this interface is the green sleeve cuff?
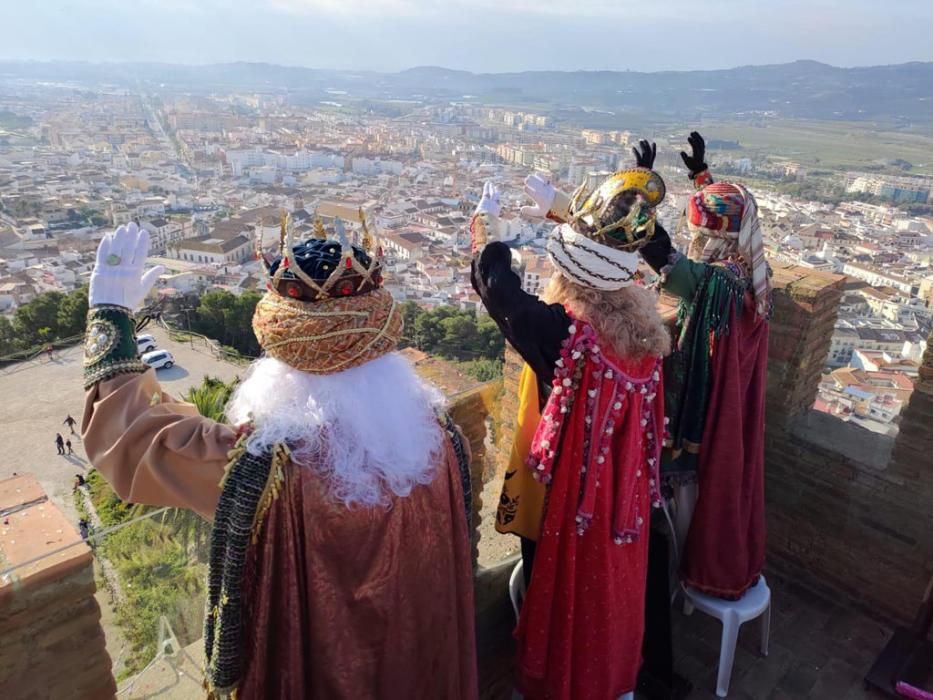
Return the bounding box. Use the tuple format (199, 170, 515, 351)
(661, 255, 708, 301)
(83, 305, 147, 389)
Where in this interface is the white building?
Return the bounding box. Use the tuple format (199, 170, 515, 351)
(142, 217, 184, 254)
(382, 231, 426, 261)
(842, 263, 915, 296)
(169, 235, 252, 266)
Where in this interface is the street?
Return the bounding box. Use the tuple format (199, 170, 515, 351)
(0, 326, 243, 522)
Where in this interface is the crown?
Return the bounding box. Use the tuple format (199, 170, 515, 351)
(257, 208, 385, 302)
(568, 167, 665, 252)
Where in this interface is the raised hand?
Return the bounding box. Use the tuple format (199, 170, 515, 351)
(632, 140, 657, 169)
(680, 131, 707, 176)
(475, 181, 502, 218)
(636, 221, 674, 274)
(520, 173, 556, 220)
(89, 222, 165, 311)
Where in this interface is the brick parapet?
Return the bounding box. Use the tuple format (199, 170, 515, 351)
(0, 475, 116, 699)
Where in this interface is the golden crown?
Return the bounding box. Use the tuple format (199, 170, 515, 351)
(257, 208, 385, 302)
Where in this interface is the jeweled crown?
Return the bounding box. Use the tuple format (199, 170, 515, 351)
(257, 209, 385, 302)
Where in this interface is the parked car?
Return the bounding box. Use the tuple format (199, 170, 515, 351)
(136, 334, 157, 353)
(142, 350, 175, 370)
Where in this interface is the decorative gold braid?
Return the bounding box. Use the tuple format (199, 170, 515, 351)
(253, 288, 402, 374)
(261, 325, 393, 349)
(256, 295, 369, 319)
(251, 443, 289, 543)
(307, 298, 400, 373)
(219, 436, 249, 489)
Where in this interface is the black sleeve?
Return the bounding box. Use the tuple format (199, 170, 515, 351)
(639, 221, 675, 274)
(471, 242, 570, 385)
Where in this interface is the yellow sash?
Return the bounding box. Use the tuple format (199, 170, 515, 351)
(495, 364, 547, 541)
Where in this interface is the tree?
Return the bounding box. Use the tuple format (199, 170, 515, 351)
(0, 287, 91, 358)
(12, 291, 65, 347)
(460, 358, 503, 382)
(399, 301, 423, 348)
(412, 309, 445, 351)
(189, 290, 261, 357)
(0, 316, 15, 356)
(57, 286, 89, 337)
(438, 315, 479, 359)
(183, 375, 238, 422)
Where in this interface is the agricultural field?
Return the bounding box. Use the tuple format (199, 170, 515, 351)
(701, 119, 933, 175)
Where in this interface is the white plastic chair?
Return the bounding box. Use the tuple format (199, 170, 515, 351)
(508, 560, 634, 700)
(508, 559, 526, 622)
(682, 576, 771, 698)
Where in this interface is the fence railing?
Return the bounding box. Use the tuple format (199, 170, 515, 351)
(157, 316, 255, 366)
(0, 333, 84, 367)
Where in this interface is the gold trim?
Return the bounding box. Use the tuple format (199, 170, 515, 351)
(252, 443, 289, 543)
(683, 439, 702, 455)
(257, 295, 370, 319)
(83, 318, 120, 366)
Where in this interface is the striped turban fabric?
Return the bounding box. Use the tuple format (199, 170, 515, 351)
(546, 224, 641, 292)
(686, 182, 771, 317)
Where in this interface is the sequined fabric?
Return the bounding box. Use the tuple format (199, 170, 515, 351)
(516, 319, 665, 700)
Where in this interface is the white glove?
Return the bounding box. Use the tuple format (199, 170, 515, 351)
(89, 222, 165, 311)
(475, 181, 501, 218)
(520, 173, 556, 220)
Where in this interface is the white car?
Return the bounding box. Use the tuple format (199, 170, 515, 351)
(136, 334, 157, 353)
(142, 350, 175, 370)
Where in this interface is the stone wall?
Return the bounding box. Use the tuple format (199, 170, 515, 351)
(0, 475, 116, 699)
(763, 266, 932, 623)
(885, 339, 933, 614)
(766, 263, 846, 423)
(448, 381, 504, 565)
(767, 323, 933, 623)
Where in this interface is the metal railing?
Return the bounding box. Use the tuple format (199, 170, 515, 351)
(1, 500, 211, 698)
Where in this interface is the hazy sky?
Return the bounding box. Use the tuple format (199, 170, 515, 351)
(2, 0, 932, 73)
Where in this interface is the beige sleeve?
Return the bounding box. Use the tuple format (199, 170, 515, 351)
(81, 369, 237, 520)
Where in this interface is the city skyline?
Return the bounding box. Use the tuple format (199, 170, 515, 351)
(1, 0, 932, 73)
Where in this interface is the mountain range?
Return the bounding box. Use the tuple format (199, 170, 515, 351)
(1, 59, 931, 125)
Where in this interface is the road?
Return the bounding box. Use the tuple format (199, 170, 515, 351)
(0, 326, 243, 523)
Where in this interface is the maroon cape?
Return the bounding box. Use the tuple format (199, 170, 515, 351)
(680, 292, 769, 599)
(237, 443, 478, 699)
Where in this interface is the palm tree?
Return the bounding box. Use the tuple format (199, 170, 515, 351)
(130, 376, 240, 561)
(172, 376, 239, 560)
(183, 375, 238, 421)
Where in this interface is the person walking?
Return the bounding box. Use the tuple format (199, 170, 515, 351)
(65, 439, 74, 456)
(55, 433, 65, 455)
(63, 414, 77, 434)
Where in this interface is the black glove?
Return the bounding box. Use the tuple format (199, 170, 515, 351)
(632, 140, 657, 169)
(638, 222, 674, 274)
(680, 131, 707, 178)
(471, 241, 512, 296)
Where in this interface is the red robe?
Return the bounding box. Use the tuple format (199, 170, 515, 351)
(516, 321, 664, 700)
